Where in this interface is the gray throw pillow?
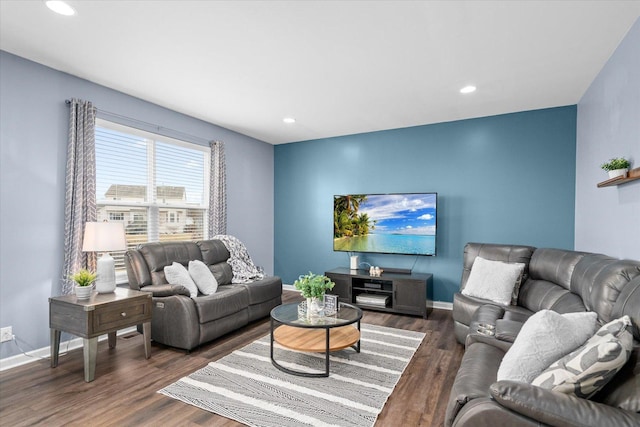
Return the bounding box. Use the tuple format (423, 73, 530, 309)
(531, 315, 633, 399)
(497, 310, 598, 383)
(164, 262, 198, 298)
(462, 257, 525, 306)
(189, 260, 218, 295)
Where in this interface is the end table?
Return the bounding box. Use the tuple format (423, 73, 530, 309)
(49, 287, 152, 382)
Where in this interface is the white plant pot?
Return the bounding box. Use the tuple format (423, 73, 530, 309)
(306, 297, 324, 318)
(75, 285, 93, 300)
(608, 168, 628, 179)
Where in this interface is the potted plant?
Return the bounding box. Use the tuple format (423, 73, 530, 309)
(294, 272, 335, 317)
(70, 268, 97, 299)
(601, 157, 631, 179)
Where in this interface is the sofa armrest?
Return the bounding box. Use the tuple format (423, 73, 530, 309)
(141, 284, 190, 297)
(495, 319, 523, 342)
(465, 333, 512, 352)
(490, 381, 640, 427)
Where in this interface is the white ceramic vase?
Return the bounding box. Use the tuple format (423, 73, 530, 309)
(306, 297, 324, 318)
(608, 168, 628, 179)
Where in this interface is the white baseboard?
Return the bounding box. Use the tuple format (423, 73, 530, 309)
(0, 327, 137, 372)
(283, 284, 453, 311)
(430, 301, 453, 311)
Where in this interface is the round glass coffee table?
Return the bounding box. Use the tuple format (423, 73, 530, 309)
(270, 302, 363, 377)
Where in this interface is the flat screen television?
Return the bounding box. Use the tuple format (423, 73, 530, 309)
(333, 193, 437, 256)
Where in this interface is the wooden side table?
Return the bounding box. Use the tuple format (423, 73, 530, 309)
(49, 287, 152, 382)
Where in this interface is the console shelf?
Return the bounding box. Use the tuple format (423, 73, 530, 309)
(325, 268, 432, 319)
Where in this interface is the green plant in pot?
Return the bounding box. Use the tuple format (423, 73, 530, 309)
(70, 268, 97, 300)
(601, 157, 631, 179)
(294, 272, 335, 317)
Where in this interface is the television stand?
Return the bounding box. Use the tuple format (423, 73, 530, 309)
(325, 268, 432, 319)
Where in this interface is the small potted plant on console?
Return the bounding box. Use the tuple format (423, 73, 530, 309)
(294, 272, 335, 318)
(70, 268, 97, 300)
(601, 157, 631, 179)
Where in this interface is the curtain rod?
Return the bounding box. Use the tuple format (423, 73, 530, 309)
(65, 98, 211, 145)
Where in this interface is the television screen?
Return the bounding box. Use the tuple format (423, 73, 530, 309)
(333, 193, 437, 256)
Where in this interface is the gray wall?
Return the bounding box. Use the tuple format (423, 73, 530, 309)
(0, 51, 274, 359)
(575, 18, 640, 259)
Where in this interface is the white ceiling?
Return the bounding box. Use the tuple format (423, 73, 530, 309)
(1, 1, 639, 144)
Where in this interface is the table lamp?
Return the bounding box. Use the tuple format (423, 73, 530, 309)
(82, 222, 127, 293)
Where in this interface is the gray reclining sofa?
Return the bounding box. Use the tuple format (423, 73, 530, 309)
(125, 239, 282, 350)
(447, 242, 640, 427)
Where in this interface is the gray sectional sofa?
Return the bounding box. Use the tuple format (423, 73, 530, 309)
(447, 242, 640, 427)
(125, 239, 282, 350)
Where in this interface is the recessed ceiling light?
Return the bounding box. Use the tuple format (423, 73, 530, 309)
(460, 85, 476, 94)
(45, 1, 76, 16)
(283, 117, 296, 124)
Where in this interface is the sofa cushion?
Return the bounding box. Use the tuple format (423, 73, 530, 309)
(462, 257, 525, 306)
(197, 239, 231, 264)
(528, 248, 584, 290)
(235, 275, 283, 305)
(445, 341, 506, 427)
(592, 344, 640, 412)
(208, 262, 233, 286)
(139, 241, 203, 286)
(189, 260, 218, 295)
(518, 278, 588, 314)
(532, 316, 633, 399)
(461, 243, 535, 290)
(192, 285, 249, 323)
(164, 262, 198, 298)
(497, 310, 598, 383)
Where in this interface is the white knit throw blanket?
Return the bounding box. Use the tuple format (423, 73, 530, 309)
(212, 235, 265, 283)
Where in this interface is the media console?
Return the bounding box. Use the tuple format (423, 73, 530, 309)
(325, 268, 432, 319)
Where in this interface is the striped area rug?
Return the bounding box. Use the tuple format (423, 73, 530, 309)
(159, 323, 425, 427)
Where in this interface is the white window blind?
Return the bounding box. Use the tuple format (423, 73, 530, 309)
(95, 119, 210, 275)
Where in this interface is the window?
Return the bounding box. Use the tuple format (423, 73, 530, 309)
(95, 119, 210, 276)
(109, 212, 125, 221)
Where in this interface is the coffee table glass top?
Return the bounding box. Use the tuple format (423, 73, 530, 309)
(271, 302, 362, 328)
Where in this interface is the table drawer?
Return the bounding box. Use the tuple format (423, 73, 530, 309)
(93, 299, 150, 334)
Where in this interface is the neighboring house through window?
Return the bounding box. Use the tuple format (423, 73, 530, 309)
(95, 119, 210, 277)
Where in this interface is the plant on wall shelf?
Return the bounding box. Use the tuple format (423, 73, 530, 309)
(600, 157, 630, 171)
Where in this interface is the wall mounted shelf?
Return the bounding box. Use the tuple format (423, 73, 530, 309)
(597, 167, 640, 188)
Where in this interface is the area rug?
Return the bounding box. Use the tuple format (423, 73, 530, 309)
(159, 324, 425, 427)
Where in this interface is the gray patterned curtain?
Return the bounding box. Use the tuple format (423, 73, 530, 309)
(208, 140, 227, 236)
(62, 99, 97, 294)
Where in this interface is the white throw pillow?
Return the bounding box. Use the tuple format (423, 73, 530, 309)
(189, 260, 218, 295)
(532, 315, 633, 398)
(164, 262, 198, 298)
(462, 257, 525, 306)
(497, 310, 598, 383)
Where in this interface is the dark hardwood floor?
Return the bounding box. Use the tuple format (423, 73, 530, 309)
(0, 291, 464, 426)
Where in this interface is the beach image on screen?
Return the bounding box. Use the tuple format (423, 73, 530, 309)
(333, 193, 436, 255)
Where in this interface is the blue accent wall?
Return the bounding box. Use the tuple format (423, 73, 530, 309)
(274, 106, 577, 303)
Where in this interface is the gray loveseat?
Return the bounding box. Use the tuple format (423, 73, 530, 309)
(125, 239, 282, 350)
(447, 242, 640, 427)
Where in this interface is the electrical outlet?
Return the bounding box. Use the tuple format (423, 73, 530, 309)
(0, 327, 13, 343)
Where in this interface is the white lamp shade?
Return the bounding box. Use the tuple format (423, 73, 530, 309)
(82, 222, 126, 293)
(82, 222, 127, 252)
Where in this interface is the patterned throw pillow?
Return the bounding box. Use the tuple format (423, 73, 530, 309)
(462, 257, 526, 306)
(531, 316, 633, 399)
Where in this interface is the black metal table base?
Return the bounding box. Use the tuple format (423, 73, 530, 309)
(270, 317, 361, 377)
